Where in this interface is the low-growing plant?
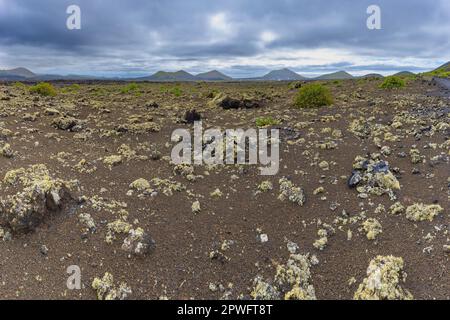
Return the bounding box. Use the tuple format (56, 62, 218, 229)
(61, 83, 81, 93)
(255, 116, 281, 128)
(121, 82, 140, 94)
(294, 83, 333, 108)
(13, 82, 26, 89)
(379, 76, 406, 89)
(171, 86, 183, 97)
(29, 82, 57, 96)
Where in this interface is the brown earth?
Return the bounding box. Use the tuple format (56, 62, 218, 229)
(0, 78, 448, 300)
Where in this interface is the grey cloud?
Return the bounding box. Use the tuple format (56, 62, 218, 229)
(0, 0, 448, 76)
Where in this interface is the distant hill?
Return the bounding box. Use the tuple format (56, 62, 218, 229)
(195, 70, 232, 81)
(315, 71, 354, 80)
(360, 73, 384, 79)
(393, 71, 415, 77)
(423, 61, 450, 78)
(434, 61, 450, 72)
(0, 67, 36, 80)
(261, 68, 306, 81)
(139, 70, 197, 81)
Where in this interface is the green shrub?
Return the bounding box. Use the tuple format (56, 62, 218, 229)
(256, 116, 281, 128)
(425, 69, 450, 78)
(29, 82, 57, 96)
(379, 76, 405, 89)
(61, 84, 81, 93)
(294, 83, 333, 108)
(121, 82, 140, 94)
(171, 86, 182, 97)
(13, 82, 26, 89)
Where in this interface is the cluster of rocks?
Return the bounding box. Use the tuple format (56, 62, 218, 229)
(348, 155, 400, 199)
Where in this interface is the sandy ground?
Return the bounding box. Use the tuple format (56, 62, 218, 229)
(0, 77, 448, 300)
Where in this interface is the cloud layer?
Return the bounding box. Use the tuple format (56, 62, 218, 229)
(0, 0, 449, 77)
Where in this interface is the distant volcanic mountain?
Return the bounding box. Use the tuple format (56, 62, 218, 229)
(261, 68, 306, 81)
(140, 70, 197, 81)
(360, 73, 384, 79)
(195, 70, 232, 81)
(315, 70, 354, 80)
(0, 67, 36, 80)
(393, 71, 415, 77)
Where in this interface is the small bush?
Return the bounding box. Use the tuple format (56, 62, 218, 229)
(29, 82, 57, 96)
(13, 82, 26, 89)
(171, 86, 182, 97)
(379, 76, 405, 89)
(256, 116, 281, 128)
(294, 83, 333, 108)
(121, 83, 139, 94)
(61, 84, 81, 93)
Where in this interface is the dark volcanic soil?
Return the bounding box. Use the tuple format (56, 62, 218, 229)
(0, 78, 448, 300)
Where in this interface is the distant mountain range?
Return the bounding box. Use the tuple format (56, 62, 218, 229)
(0, 63, 448, 82)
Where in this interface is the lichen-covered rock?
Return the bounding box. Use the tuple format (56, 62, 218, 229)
(251, 254, 316, 300)
(92, 272, 131, 300)
(103, 155, 123, 168)
(349, 156, 400, 199)
(405, 203, 443, 222)
(278, 177, 306, 206)
(129, 178, 152, 193)
(389, 202, 405, 215)
(354, 255, 413, 300)
(52, 116, 84, 131)
(105, 219, 132, 243)
(250, 277, 280, 300)
(79, 213, 96, 232)
(192, 200, 201, 214)
(257, 180, 273, 192)
(362, 218, 382, 240)
(0, 164, 79, 234)
(121, 227, 155, 255)
(0, 142, 14, 158)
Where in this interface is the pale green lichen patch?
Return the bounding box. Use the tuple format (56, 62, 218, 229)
(129, 178, 152, 192)
(257, 180, 273, 192)
(192, 201, 201, 214)
(362, 218, 382, 240)
(278, 177, 306, 206)
(92, 272, 131, 300)
(354, 255, 413, 300)
(151, 178, 185, 196)
(251, 254, 316, 300)
(405, 203, 443, 222)
(103, 155, 123, 168)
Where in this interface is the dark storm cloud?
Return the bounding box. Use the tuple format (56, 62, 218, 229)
(0, 0, 448, 76)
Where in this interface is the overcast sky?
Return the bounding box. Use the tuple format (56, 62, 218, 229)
(0, 0, 449, 77)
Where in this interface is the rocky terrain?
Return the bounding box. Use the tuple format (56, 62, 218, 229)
(0, 77, 448, 300)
